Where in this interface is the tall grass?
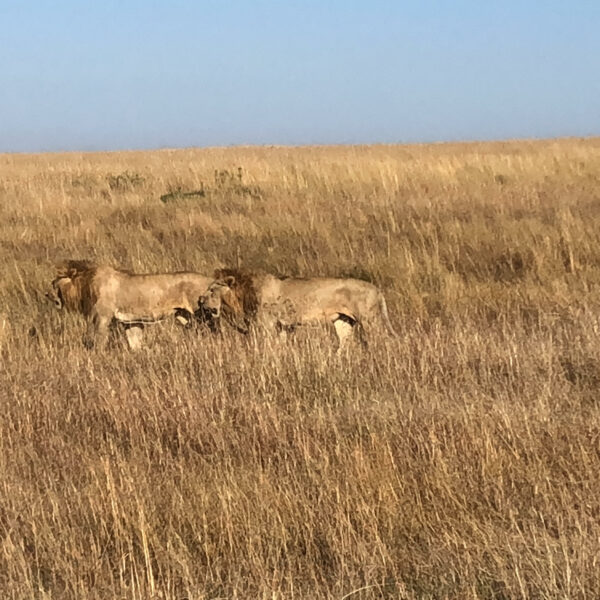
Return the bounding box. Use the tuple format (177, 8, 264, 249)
(1, 138, 600, 598)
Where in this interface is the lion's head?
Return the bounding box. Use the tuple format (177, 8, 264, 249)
(46, 276, 72, 310)
(199, 268, 258, 331)
(46, 260, 98, 315)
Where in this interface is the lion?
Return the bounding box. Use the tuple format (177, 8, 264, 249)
(199, 268, 398, 352)
(46, 260, 213, 349)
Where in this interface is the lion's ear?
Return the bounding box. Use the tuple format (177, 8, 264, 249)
(224, 275, 236, 288)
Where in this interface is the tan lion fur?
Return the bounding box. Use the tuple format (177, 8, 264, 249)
(202, 268, 398, 351)
(47, 260, 212, 349)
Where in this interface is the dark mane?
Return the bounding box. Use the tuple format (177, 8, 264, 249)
(53, 259, 98, 315)
(214, 267, 259, 319)
(55, 259, 97, 279)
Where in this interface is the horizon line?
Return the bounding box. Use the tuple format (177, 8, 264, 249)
(1, 134, 599, 158)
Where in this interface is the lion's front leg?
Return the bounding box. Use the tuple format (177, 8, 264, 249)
(84, 309, 112, 349)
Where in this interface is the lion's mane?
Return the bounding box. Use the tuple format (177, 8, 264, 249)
(53, 259, 98, 316)
(213, 268, 259, 320)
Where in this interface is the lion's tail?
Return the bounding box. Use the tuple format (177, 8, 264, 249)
(379, 293, 399, 338)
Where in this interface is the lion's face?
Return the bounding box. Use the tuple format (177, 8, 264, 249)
(45, 277, 70, 310)
(199, 276, 242, 319)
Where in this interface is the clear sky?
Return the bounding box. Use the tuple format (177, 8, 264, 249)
(1, 0, 599, 152)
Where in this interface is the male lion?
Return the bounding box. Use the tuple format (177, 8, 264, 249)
(46, 260, 213, 349)
(199, 268, 398, 352)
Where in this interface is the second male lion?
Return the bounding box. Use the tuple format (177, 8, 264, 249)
(47, 260, 213, 349)
(199, 268, 398, 352)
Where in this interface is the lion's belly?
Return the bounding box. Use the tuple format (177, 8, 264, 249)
(113, 289, 178, 323)
(264, 298, 338, 325)
(114, 309, 166, 323)
(296, 306, 333, 322)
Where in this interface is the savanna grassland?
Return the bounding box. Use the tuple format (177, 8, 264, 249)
(1, 138, 600, 599)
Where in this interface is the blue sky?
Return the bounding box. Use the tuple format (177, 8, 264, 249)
(1, 1, 599, 152)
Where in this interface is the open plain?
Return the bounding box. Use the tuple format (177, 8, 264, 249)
(1, 138, 600, 599)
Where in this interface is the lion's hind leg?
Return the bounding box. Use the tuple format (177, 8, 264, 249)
(333, 314, 361, 355)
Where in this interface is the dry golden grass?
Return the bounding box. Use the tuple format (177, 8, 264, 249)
(1, 138, 600, 599)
